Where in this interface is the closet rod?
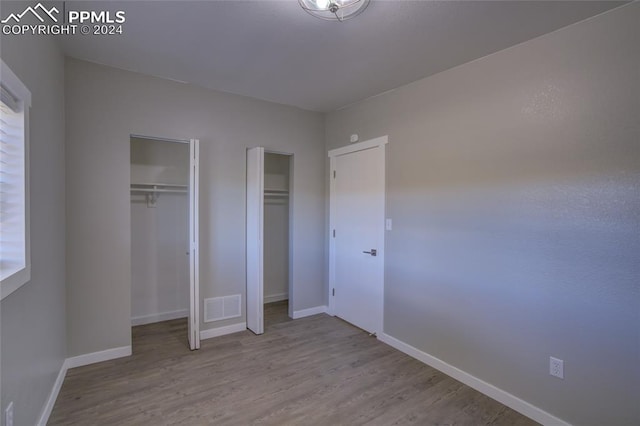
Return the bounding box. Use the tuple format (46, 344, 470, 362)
(131, 188, 187, 194)
(131, 183, 187, 188)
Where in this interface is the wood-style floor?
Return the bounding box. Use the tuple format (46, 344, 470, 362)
(49, 301, 537, 425)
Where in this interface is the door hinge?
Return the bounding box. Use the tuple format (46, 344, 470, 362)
(332, 229, 335, 238)
(332, 288, 335, 296)
(333, 170, 336, 179)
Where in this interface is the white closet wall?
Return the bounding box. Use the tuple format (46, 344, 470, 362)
(130, 137, 189, 325)
(264, 153, 290, 303)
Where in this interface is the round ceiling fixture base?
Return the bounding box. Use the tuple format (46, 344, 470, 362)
(299, 0, 370, 22)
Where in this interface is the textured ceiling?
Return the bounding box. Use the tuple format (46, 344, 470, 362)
(57, 1, 626, 112)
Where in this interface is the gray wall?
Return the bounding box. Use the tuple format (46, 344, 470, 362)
(65, 59, 326, 356)
(131, 193, 189, 323)
(264, 153, 290, 301)
(326, 4, 639, 425)
(130, 136, 190, 185)
(0, 15, 67, 426)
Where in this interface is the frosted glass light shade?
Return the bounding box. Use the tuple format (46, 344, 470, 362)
(298, 0, 370, 22)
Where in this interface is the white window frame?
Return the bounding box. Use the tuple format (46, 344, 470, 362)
(1, 59, 31, 300)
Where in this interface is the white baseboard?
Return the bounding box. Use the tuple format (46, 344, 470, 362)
(292, 305, 327, 319)
(264, 293, 288, 304)
(36, 360, 68, 426)
(65, 345, 132, 370)
(131, 309, 189, 326)
(200, 322, 247, 340)
(378, 333, 569, 426)
(37, 345, 132, 425)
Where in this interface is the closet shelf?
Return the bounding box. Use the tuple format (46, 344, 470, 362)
(130, 183, 188, 194)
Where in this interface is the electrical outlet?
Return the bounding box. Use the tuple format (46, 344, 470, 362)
(5, 401, 14, 426)
(550, 357, 564, 379)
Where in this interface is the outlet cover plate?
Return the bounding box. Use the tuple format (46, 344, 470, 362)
(5, 401, 14, 426)
(550, 356, 564, 379)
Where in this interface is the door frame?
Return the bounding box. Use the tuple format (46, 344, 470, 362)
(328, 136, 388, 334)
(129, 134, 200, 350)
(189, 138, 200, 349)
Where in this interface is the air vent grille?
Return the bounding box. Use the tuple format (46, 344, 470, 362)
(204, 294, 241, 323)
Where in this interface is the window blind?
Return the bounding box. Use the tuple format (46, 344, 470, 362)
(0, 85, 26, 281)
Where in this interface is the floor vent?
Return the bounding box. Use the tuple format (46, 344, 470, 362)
(204, 294, 241, 323)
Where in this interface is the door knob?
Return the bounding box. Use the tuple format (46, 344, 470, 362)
(363, 249, 377, 256)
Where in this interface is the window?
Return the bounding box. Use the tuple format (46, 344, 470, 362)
(1, 59, 31, 299)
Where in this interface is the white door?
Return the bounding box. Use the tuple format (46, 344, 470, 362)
(329, 137, 387, 335)
(246, 147, 264, 335)
(188, 139, 200, 350)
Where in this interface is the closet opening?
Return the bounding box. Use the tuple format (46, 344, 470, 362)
(129, 135, 200, 350)
(246, 148, 293, 334)
(263, 152, 292, 329)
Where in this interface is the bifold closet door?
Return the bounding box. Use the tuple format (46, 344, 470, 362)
(188, 139, 200, 350)
(246, 147, 264, 335)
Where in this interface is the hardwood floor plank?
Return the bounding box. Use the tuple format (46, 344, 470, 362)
(49, 301, 538, 425)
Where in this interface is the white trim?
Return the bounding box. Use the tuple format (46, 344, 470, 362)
(287, 154, 295, 320)
(378, 333, 570, 426)
(65, 346, 132, 369)
(36, 361, 67, 426)
(131, 309, 189, 326)
(189, 138, 201, 350)
(264, 292, 288, 304)
(328, 135, 388, 158)
(0, 267, 30, 300)
(328, 152, 336, 317)
(37, 346, 132, 425)
(0, 59, 31, 105)
(200, 322, 247, 340)
(0, 59, 31, 300)
(292, 305, 327, 319)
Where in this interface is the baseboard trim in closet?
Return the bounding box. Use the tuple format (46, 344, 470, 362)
(264, 293, 288, 304)
(292, 305, 327, 319)
(200, 322, 247, 340)
(131, 309, 189, 326)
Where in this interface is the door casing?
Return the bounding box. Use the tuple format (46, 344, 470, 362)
(188, 138, 200, 349)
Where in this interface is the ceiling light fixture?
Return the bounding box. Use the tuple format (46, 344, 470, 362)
(298, 0, 370, 22)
